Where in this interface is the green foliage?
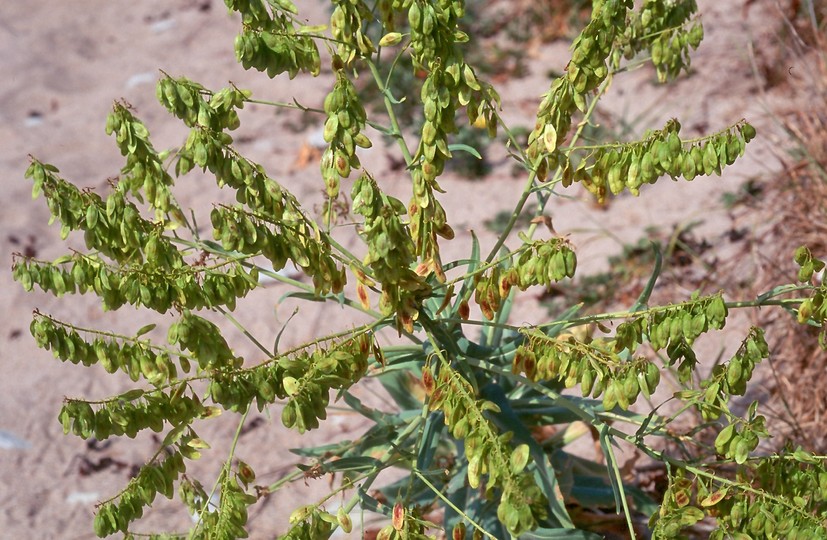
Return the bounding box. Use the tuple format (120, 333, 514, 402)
(13, 0, 827, 538)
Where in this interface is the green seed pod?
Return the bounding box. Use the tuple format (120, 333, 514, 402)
(656, 141, 672, 170)
(342, 130, 355, 156)
(641, 151, 655, 182)
(591, 371, 606, 398)
(353, 133, 372, 149)
(667, 131, 682, 155)
(510, 444, 530, 474)
(323, 115, 339, 143)
(602, 380, 618, 411)
(563, 248, 577, 277)
(688, 22, 704, 48)
(726, 359, 743, 388)
(334, 151, 351, 177)
(580, 366, 595, 397)
(608, 162, 624, 194)
(681, 150, 697, 180)
(542, 123, 558, 153)
(703, 141, 719, 175)
(378, 32, 403, 47)
(337, 507, 353, 533)
(627, 154, 642, 189)
(621, 371, 638, 408)
(422, 121, 437, 145)
(421, 5, 435, 35)
(725, 134, 740, 165)
(741, 122, 756, 142)
(651, 38, 664, 65)
(408, 2, 422, 30)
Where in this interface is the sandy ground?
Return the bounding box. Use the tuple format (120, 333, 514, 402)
(0, 1, 802, 538)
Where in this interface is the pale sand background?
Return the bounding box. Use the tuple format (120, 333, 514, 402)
(0, 1, 801, 537)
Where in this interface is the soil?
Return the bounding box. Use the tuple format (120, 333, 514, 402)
(0, 1, 811, 538)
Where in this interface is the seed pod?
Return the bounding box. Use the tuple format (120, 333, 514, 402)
(378, 32, 403, 47)
(602, 380, 618, 411)
(608, 162, 624, 194)
(726, 359, 742, 388)
(637, 369, 651, 399)
(719, 135, 735, 166)
(641, 151, 655, 182)
(542, 123, 558, 153)
(681, 150, 697, 180)
(645, 362, 660, 393)
(667, 131, 682, 155)
(741, 122, 756, 142)
(549, 251, 567, 282)
(651, 38, 664, 65)
(342, 130, 356, 156)
(580, 366, 595, 397)
(563, 248, 577, 277)
(353, 133, 372, 148)
(452, 523, 466, 540)
(334, 152, 351, 177)
(703, 142, 719, 175)
(337, 507, 352, 533)
(322, 115, 339, 143)
(422, 121, 437, 145)
(421, 5, 435, 35)
(408, 2, 422, 30)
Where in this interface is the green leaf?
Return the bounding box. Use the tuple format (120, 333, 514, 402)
(630, 242, 662, 313)
(447, 143, 483, 160)
(520, 528, 603, 539)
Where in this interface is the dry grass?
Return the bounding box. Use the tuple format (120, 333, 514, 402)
(744, 2, 827, 452)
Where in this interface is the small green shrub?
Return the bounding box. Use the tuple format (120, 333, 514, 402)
(13, 0, 827, 538)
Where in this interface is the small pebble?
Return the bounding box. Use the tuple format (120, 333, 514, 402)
(0, 430, 31, 450)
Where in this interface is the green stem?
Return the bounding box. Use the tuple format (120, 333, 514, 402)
(413, 469, 497, 540)
(192, 407, 250, 538)
(366, 58, 414, 166)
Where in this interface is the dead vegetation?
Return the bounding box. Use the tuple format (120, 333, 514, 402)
(684, 0, 827, 453)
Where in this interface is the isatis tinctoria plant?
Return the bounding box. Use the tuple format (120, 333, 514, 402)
(13, 0, 827, 538)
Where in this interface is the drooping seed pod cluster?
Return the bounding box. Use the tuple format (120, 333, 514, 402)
(351, 173, 430, 331)
(330, 0, 375, 63)
(561, 119, 756, 203)
(92, 451, 188, 537)
(106, 101, 180, 218)
(227, 0, 321, 79)
(423, 361, 548, 535)
(793, 247, 827, 345)
(25, 158, 182, 266)
(617, 0, 704, 83)
(527, 0, 631, 181)
(514, 329, 660, 411)
(321, 67, 371, 199)
(472, 239, 576, 320)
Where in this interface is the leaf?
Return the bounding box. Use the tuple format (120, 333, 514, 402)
(273, 307, 299, 354)
(415, 412, 444, 471)
(321, 456, 381, 473)
(447, 143, 482, 160)
(630, 241, 662, 313)
(520, 528, 603, 539)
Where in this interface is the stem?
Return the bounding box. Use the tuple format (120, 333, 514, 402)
(484, 74, 610, 263)
(413, 470, 497, 540)
(366, 58, 414, 166)
(193, 407, 251, 538)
